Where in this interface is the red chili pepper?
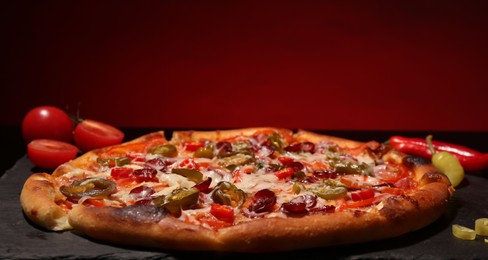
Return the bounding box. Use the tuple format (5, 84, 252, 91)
(389, 136, 488, 171)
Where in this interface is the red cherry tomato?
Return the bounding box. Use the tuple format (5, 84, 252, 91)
(22, 106, 74, 143)
(74, 119, 124, 152)
(27, 139, 79, 169)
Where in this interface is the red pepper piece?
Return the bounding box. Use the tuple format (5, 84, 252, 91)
(350, 189, 375, 201)
(389, 136, 488, 171)
(274, 167, 295, 179)
(210, 204, 235, 223)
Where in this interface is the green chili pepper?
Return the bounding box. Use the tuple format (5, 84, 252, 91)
(268, 133, 284, 153)
(218, 142, 253, 158)
(96, 157, 132, 167)
(193, 145, 214, 159)
(171, 168, 204, 183)
(328, 157, 373, 176)
(218, 153, 254, 168)
(226, 164, 238, 172)
(310, 186, 348, 200)
(292, 171, 306, 180)
(148, 144, 178, 157)
(153, 188, 200, 216)
(60, 178, 116, 200)
(211, 181, 246, 208)
(427, 135, 464, 187)
(292, 182, 305, 194)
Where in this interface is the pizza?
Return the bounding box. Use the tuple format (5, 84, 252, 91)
(20, 127, 454, 252)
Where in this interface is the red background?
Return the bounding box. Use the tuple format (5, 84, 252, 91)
(2, 1, 488, 131)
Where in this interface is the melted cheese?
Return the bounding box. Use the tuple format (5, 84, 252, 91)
(60, 132, 408, 228)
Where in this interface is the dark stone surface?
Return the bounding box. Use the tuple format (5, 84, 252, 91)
(2, 129, 488, 259)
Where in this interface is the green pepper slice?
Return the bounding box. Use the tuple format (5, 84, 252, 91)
(171, 168, 204, 183)
(292, 182, 305, 194)
(148, 144, 178, 157)
(268, 133, 285, 153)
(60, 178, 116, 200)
(218, 153, 254, 168)
(211, 181, 246, 208)
(328, 157, 373, 176)
(97, 157, 132, 167)
(217, 142, 252, 158)
(310, 186, 348, 200)
(194, 145, 214, 159)
(153, 188, 200, 216)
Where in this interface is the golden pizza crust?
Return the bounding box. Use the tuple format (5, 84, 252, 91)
(294, 129, 364, 148)
(20, 131, 168, 229)
(66, 161, 452, 252)
(171, 127, 294, 143)
(67, 179, 451, 252)
(68, 205, 222, 251)
(20, 173, 71, 231)
(20, 128, 454, 252)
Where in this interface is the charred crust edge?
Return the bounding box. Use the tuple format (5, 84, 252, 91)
(399, 194, 419, 209)
(402, 156, 430, 169)
(112, 205, 168, 224)
(379, 195, 419, 222)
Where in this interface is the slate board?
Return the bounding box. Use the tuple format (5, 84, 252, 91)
(1, 155, 488, 260)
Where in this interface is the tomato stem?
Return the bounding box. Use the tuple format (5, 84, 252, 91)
(67, 102, 84, 125)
